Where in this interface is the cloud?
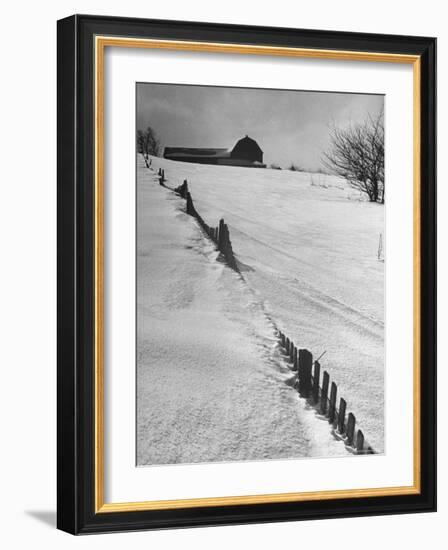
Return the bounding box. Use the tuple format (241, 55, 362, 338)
(137, 83, 383, 170)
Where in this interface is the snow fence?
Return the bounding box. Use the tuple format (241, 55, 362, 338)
(173, 178, 239, 272)
(277, 332, 374, 454)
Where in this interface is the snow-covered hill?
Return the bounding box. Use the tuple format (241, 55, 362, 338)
(137, 155, 384, 464)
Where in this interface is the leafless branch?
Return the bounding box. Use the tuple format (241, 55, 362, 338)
(136, 126, 161, 159)
(323, 111, 384, 203)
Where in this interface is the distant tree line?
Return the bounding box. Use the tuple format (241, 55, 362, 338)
(323, 111, 385, 203)
(137, 126, 161, 159)
(288, 163, 304, 172)
(269, 162, 329, 174)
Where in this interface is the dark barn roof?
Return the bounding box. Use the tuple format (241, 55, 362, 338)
(164, 147, 230, 158)
(163, 136, 265, 167)
(230, 136, 263, 162)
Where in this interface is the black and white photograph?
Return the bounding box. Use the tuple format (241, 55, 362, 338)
(0, 0, 440, 543)
(136, 83, 385, 466)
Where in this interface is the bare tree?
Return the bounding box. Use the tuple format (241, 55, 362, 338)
(137, 126, 161, 160)
(323, 111, 384, 203)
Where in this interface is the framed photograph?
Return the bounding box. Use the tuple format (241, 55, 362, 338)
(57, 14, 436, 534)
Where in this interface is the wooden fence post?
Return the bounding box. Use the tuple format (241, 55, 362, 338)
(321, 371, 329, 414)
(218, 219, 224, 249)
(186, 192, 194, 215)
(285, 337, 290, 356)
(221, 224, 225, 251)
(356, 430, 364, 452)
(293, 347, 298, 371)
(223, 224, 229, 256)
(312, 361, 320, 403)
(217, 221, 236, 271)
(223, 222, 228, 252)
(297, 348, 303, 381)
(338, 398, 347, 433)
(346, 413, 355, 446)
(298, 349, 313, 397)
(328, 382, 337, 424)
(289, 342, 295, 364)
(223, 223, 228, 249)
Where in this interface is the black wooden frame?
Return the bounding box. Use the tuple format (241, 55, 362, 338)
(57, 14, 436, 534)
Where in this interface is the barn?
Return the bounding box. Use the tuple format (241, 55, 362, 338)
(163, 135, 265, 168)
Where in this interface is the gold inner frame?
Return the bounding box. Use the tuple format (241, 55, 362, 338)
(94, 36, 421, 514)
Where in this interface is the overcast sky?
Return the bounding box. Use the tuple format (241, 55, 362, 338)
(137, 83, 383, 170)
